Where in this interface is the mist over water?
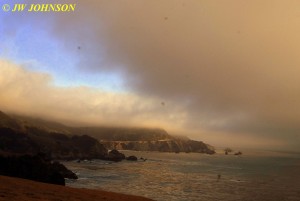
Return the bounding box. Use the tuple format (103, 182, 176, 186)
(64, 150, 300, 201)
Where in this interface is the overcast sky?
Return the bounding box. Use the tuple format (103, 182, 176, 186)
(1, 0, 300, 151)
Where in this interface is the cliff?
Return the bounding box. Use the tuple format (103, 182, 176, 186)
(0, 154, 77, 186)
(75, 127, 215, 154)
(102, 139, 215, 154)
(0, 111, 215, 156)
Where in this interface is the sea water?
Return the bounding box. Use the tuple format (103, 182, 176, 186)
(63, 150, 300, 201)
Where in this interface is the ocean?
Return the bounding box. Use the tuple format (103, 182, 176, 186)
(63, 150, 300, 201)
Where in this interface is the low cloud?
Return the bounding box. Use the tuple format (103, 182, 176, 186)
(53, 1, 300, 150)
(0, 60, 187, 130)
(1, 1, 300, 150)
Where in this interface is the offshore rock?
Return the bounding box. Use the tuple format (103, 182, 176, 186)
(51, 161, 78, 179)
(126, 155, 138, 161)
(107, 149, 125, 162)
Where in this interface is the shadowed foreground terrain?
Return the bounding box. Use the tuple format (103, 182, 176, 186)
(0, 175, 153, 201)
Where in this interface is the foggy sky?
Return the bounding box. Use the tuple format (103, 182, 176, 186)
(1, 0, 300, 150)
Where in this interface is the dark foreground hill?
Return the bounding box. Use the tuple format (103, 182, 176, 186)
(0, 111, 108, 160)
(0, 175, 154, 201)
(0, 153, 77, 185)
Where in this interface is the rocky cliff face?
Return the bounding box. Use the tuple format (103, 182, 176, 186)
(0, 110, 215, 156)
(0, 153, 77, 186)
(0, 127, 108, 160)
(71, 127, 215, 154)
(102, 139, 215, 154)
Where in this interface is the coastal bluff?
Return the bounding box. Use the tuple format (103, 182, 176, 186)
(0, 110, 215, 157)
(0, 111, 109, 160)
(72, 127, 216, 154)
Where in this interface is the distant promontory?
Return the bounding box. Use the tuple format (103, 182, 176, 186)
(72, 127, 215, 154)
(0, 110, 215, 158)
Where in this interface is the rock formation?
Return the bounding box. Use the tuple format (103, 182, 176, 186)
(126, 156, 138, 161)
(0, 127, 108, 160)
(73, 127, 215, 154)
(102, 139, 215, 154)
(107, 149, 125, 162)
(0, 153, 77, 185)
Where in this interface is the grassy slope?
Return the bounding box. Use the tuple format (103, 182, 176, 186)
(0, 175, 153, 201)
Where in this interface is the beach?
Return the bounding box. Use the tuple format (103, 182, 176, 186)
(0, 175, 153, 201)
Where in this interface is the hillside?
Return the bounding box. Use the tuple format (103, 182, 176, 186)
(0, 111, 108, 160)
(71, 127, 173, 141)
(73, 127, 215, 154)
(102, 140, 215, 154)
(0, 111, 21, 130)
(0, 111, 215, 154)
(0, 175, 153, 201)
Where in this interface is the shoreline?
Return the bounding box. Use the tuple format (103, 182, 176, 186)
(0, 175, 154, 201)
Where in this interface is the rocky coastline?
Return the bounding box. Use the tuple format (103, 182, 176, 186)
(0, 110, 215, 188)
(102, 139, 215, 154)
(0, 153, 77, 186)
